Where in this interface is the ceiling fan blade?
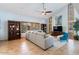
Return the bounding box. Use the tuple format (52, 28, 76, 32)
(45, 11, 52, 13)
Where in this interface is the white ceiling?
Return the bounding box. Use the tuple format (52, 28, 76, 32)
(0, 3, 68, 19)
(73, 3, 79, 14)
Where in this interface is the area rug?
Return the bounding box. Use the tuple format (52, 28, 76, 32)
(48, 40, 67, 50)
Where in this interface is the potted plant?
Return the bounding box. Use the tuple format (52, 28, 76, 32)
(73, 20, 79, 40)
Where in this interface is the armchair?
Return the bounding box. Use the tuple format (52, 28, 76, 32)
(60, 32, 68, 41)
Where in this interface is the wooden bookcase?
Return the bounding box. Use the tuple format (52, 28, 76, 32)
(8, 21, 21, 40)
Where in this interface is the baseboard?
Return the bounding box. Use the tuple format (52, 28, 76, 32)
(0, 39, 8, 42)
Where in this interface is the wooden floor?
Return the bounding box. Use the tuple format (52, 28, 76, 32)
(0, 38, 79, 55)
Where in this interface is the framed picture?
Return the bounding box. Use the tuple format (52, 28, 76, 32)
(55, 15, 62, 26)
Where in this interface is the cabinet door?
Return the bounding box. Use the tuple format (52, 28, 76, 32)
(15, 22, 20, 39)
(41, 24, 47, 33)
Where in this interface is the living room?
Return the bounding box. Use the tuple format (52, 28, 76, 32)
(0, 3, 79, 55)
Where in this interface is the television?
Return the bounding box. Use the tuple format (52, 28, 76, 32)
(53, 26, 63, 32)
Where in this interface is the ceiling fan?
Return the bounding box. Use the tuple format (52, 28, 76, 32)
(41, 3, 52, 15)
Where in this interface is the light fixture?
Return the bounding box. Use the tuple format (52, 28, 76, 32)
(41, 3, 52, 15)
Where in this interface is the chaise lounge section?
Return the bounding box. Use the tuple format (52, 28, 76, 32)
(26, 31, 54, 50)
